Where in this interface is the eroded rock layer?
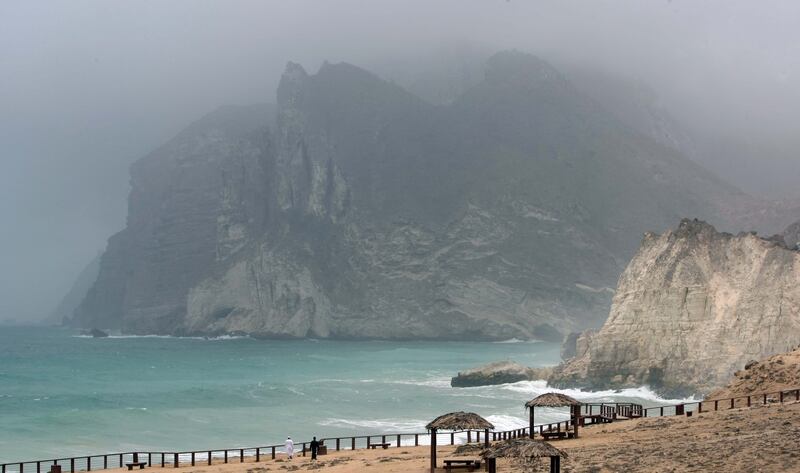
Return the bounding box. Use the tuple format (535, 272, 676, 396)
(550, 219, 800, 396)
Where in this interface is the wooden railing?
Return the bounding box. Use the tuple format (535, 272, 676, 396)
(4, 387, 799, 473)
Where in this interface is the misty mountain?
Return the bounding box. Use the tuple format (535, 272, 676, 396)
(72, 51, 787, 339)
(47, 253, 101, 326)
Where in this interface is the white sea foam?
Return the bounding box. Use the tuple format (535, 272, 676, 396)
(389, 378, 451, 389)
(484, 414, 529, 431)
(498, 380, 697, 404)
(492, 338, 540, 344)
(71, 334, 249, 340)
(318, 418, 426, 432)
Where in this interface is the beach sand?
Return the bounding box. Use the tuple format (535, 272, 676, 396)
(103, 400, 800, 472)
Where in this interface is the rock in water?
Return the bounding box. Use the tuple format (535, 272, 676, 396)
(82, 328, 108, 338)
(549, 218, 800, 397)
(71, 52, 783, 339)
(451, 361, 553, 387)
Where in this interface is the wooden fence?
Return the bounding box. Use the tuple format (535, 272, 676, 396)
(3, 386, 799, 473)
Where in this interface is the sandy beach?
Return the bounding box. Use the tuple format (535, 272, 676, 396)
(95, 400, 800, 472)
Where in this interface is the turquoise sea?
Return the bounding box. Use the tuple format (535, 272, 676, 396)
(0, 327, 685, 464)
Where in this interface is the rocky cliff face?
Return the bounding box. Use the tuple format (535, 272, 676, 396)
(549, 219, 800, 396)
(74, 52, 777, 340)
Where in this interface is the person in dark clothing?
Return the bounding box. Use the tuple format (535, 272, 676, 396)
(310, 437, 320, 461)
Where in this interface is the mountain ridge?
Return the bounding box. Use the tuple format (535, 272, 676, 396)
(72, 51, 796, 340)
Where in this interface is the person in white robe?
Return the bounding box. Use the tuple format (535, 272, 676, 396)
(285, 436, 294, 460)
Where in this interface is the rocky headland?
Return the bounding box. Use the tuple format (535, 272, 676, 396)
(550, 218, 800, 397)
(450, 361, 553, 387)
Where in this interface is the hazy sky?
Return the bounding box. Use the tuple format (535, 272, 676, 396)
(1, 0, 799, 320)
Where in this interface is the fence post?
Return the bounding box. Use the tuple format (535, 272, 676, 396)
(173, 454, 178, 469)
(396, 435, 401, 447)
(336, 439, 340, 451)
(224, 451, 227, 464)
(747, 396, 751, 407)
(191, 453, 195, 467)
(780, 391, 784, 403)
(207, 452, 211, 466)
(351, 438, 355, 451)
(730, 398, 734, 409)
(302, 444, 306, 457)
(239, 449, 244, 463)
(414, 434, 419, 447)
(450, 433, 454, 445)
(70, 459, 74, 473)
(255, 449, 260, 463)
(271, 447, 276, 460)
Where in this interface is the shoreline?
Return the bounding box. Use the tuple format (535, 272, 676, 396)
(9, 401, 797, 473)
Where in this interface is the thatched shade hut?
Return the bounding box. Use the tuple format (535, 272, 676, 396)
(426, 412, 494, 472)
(525, 393, 582, 439)
(481, 437, 567, 473)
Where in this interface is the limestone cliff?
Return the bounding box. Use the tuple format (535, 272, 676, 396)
(73, 52, 777, 340)
(549, 219, 800, 396)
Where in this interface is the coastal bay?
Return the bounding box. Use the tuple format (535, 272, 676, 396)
(0, 328, 684, 463)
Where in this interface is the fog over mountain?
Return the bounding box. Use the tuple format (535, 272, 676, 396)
(1, 0, 799, 322)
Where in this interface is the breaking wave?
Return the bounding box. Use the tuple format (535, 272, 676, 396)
(499, 380, 697, 404)
(318, 418, 426, 432)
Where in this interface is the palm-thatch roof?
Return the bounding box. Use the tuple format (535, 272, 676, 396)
(481, 437, 567, 460)
(525, 392, 582, 408)
(453, 443, 484, 456)
(426, 412, 494, 431)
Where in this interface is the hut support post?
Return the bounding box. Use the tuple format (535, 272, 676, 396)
(572, 405, 579, 438)
(484, 429, 489, 448)
(529, 407, 535, 438)
(550, 455, 561, 473)
(430, 429, 437, 473)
